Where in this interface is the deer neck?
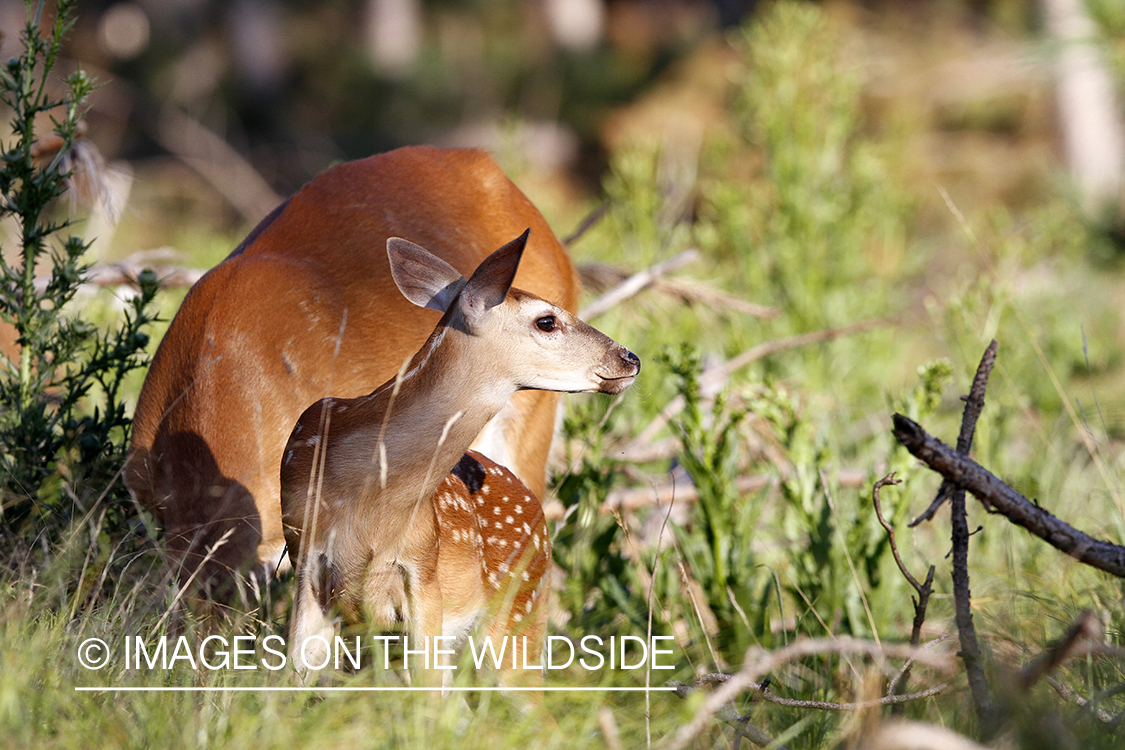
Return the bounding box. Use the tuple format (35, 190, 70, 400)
(353, 322, 510, 507)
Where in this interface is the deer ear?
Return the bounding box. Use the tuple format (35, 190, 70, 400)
(387, 238, 467, 313)
(460, 229, 529, 320)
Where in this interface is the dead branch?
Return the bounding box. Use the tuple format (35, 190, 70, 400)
(909, 340, 999, 526)
(886, 634, 951, 701)
(33, 253, 206, 295)
(670, 672, 949, 711)
(703, 317, 895, 394)
(156, 106, 284, 224)
(873, 474, 935, 617)
(658, 637, 956, 750)
(666, 681, 783, 750)
(872, 473, 936, 702)
(952, 342, 997, 728)
(578, 262, 781, 319)
(1046, 677, 1120, 725)
(579, 249, 700, 319)
(905, 341, 998, 728)
(892, 414, 1125, 579)
(658, 276, 781, 319)
(563, 201, 610, 246)
(541, 467, 869, 521)
(1018, 610, 1104, 690)
(635, 317, 893, 446)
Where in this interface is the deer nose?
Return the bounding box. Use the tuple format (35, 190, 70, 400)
(623, 348, 640, 373)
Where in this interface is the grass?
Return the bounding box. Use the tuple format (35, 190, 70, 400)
(3, 1, 1125, 747)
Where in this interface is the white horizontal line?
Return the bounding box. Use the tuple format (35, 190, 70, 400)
(75, 686, 677, 693)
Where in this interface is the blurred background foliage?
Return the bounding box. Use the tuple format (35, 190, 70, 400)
(2, 0, 1125, 746)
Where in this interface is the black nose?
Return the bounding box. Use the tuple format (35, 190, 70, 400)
(624, 349, 640, 373)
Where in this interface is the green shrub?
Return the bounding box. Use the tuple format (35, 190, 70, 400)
(0, 0, 158, 549)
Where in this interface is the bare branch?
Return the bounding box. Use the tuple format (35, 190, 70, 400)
(1046, 677, 1120, 725)
(658, 637, 956, 750)
(887, 635, 951, 700)
(563, 202, 609, 246)
(32, 252, 206, 296)
(688, 695, 783, 750)
(156, 106, 284, 224)
(1018, 610, 1104, 689)
(910, 339, 999, 526)
(873, 473, 937, 702)
(671, 672, 949, 711)
(700, 317, 894, 395)
(873, 474, 933, 600)
(579, 249, 700, 319)
(945, 341, 999, 728)
(892, 414, 1125, 579)
(578, 262, 781, 319)
(541, 468, 869, 521)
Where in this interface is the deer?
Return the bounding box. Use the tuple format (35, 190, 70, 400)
(280, 231, 639, 692)
(124, 146, 581, 607)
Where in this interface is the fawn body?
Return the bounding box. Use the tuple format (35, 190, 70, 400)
(281, 232, 638, 685)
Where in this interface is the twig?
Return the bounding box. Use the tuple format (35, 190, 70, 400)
(1046, 677, 1120, 725)
(32, 253, 205, 295)
(873, 474, 935, 636)
(671, 673, 949, 711)
(655, 277, 780, 319)
(563, 201, 610, 246)
(1018, 610, 1104, 689)
(540, 468, 869, 521)
(658, 637, 955, 750)
(892, 414, 1125, 578)
(578, 263, 780, 319)
(668, 677, 783, 748)
(579, 249, 699, 319)
(701, 317, 894, 394)
(909, 340, 999, 526)
(872, 474, 936, 702)
(945, 341, 999, 727)
(887, 635, 950, 701)
(156, 106, 284, 224)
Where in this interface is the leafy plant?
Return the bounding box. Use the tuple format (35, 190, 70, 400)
(656, 345, 767, 660)
(552, 394, 651, 635)
(0, 0, 158, 542)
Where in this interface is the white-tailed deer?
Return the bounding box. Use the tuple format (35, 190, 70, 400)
(281, 232, 639, 689)
(124, 147, 580, 604)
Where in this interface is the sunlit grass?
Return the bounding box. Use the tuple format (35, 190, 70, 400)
(3, 1, 1125, 747)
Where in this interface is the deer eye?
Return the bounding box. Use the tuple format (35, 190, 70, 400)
(536, 315, 557, 332)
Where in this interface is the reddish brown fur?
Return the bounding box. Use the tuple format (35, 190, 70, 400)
(436, 451, 551, 676)
(125, 146, 579, 601)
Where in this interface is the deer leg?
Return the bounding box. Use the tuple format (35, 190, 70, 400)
(288, 554, 336, 683)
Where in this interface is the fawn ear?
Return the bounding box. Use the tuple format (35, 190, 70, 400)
(459, 229, 529, 322)
(387, 237, 467, 313)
